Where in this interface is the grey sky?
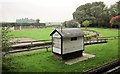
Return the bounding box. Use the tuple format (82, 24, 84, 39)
(0, 0, 118, 22)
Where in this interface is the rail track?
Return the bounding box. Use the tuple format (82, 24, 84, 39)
(82, 59, 120, 74)
(8, 39, 107, 54)
(6, 36, 120, 73)
(8, 36, 120, 53)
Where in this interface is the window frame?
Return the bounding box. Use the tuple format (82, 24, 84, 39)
(71, 37, 77, 41)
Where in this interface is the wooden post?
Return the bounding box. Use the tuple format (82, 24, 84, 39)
(97, 37, 98, 42)
(31, 41, 33, 48)
(46, 47, 48, 52)
(20, 26, 21, 30)
(84, 37, 86, 44)
(28, 41, 32, 51)
(90, 38, 91, 44)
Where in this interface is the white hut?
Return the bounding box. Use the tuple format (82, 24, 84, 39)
(50, 28, 84, 60)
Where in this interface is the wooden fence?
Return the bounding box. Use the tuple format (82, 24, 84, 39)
(9, 36, 120, 53)
(98, 36, 120, 40)
(84, 39, 107, 45)
(11, 40, 51, 50)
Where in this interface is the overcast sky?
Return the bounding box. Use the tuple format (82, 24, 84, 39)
(0, 0, 118, 22)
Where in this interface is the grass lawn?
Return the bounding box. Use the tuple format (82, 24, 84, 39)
(84, 33, 94, 37)
(3, 27, 119, 72)
(3, 40, 118, 72)
(11, 27, 119, 40)
(82, 27, 119, 37)
(11, 28, 54, 40)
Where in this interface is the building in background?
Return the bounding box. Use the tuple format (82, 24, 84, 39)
(16, 18, 39, 23)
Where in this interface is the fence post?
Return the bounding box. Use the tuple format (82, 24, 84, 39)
(46, 47, 48, 52)
(97, 37, 98, 42)
(28, 41, 33, 50)
(31, 41, 33, 47)
(89, 37, 91, 44)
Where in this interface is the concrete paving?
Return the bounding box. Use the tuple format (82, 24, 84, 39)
(65, 53, 95, 65)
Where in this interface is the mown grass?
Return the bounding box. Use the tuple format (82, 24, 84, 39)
(4, 39, 118, 72)
(3, 27, 119, 72)
(82, 27, 119, 37)
(11, 28, 54, 40)
(11, 27, 119, 40)
(84, 33, 94, 37)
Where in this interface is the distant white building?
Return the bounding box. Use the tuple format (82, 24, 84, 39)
(46, 22, 62, 25)
(16, 18, 37, 23)
(50, 28, 84, 60)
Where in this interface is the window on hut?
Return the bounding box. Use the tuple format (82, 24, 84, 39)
(71, 37, 77, 41)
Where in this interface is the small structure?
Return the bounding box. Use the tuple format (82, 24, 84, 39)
(50, 28, 84, 60)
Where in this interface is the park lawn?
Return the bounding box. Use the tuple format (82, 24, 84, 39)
(82, 27, 119, 37)
(11, 27, 119, 41)
(3, 39, 118, 72)
(3, 28, 119, 72)
(84, 33, 94, 37)
(11, 28, 54, 40)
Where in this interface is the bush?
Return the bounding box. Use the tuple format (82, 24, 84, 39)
(63, 20, 80, 28)
(82, 20, 91, 29)
(109, 15, 120, 27)
(2, 27, 13, 56)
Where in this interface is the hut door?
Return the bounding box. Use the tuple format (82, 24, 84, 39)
(53, 38, 61, 49)
(53, 38, 61, 54)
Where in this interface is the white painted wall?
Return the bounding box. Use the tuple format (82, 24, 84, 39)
(53, 47, 61, 54)
(53, 32, 61, 54)
(52, 31, 84, 55)
(53, 32, 61, 38)
(63, 37, 83, 54)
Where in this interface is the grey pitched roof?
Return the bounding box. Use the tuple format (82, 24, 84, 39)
(50, 28, 84, 38)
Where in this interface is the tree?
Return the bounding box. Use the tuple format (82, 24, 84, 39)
(73, 1, 120, 28)
(109, 15, 120, 28)
(2, 27, 13, 56)
(73, 1, 117, 27)
(109, 2, 119, 17)
(36, 19, 40, 23)
(82, 20, 91, 29)
(63, 20, 80, 28)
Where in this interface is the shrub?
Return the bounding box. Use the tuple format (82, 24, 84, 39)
(82, 20, 91, 29)
(63, 20, 80, 28)
(2, 27, 13, 56)
(109, 15, 120, 27)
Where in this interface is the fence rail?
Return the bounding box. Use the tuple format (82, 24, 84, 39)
(11, 41, 52, 50)
(11, 39, 51, 44)
(98, 36, 120, 40)
(84, 39, 107, 45)
(9, 36, 120, 53)
(9, 38, 108, 53)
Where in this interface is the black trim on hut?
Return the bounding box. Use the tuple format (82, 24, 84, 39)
(50, 28, 84, 60)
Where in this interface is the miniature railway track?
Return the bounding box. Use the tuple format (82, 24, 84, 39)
(84, 39, 107, 45)
(7, 36, 120, 73)
(9, 41, 52, 53)
(9, 36, 120, 53)
(82, 59, 120, 74)
(98, 36, 120, 40)
(9, 45, 51, 54)
(8, 39, 107, 54)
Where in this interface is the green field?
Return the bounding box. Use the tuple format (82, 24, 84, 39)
(83, 28, 119, 37)
(11, 27, 119, 40)
(11, 28, 54, 40)
(3, 28, 119, 72)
